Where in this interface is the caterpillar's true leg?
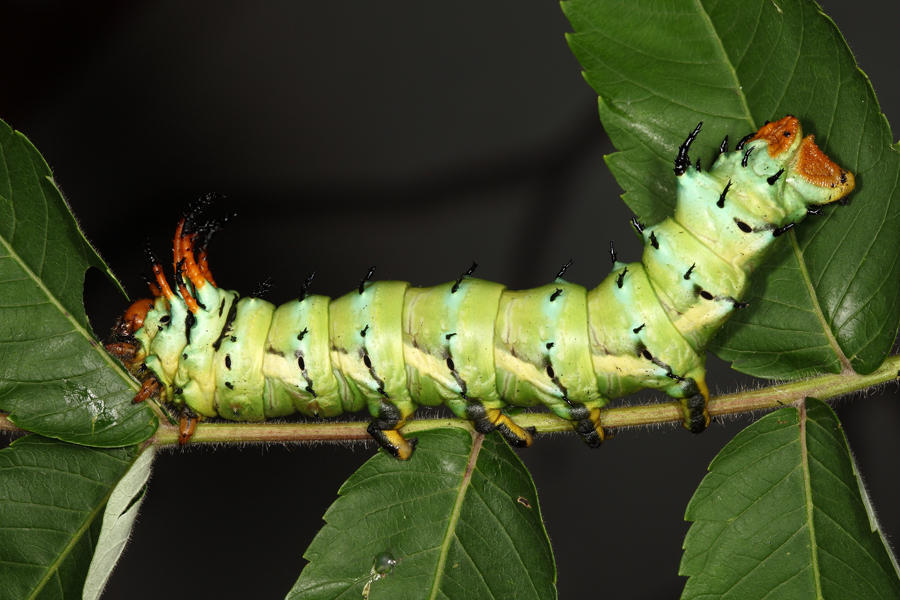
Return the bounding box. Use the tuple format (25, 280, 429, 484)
(464, 402, 534, 448)
(133, 375, 161, 404)
(105, 341, 140, 364)
(178, 407, 199, 445)
(679, 377, 710, 434)
(367, 400, 417, 460)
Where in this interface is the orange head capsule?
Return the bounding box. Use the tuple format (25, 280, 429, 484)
(119, 298, 155, 337)
(752, 115, 855, 203)
(105, 298, 155, 370)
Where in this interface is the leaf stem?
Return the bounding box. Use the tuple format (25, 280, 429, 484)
(2, 355, 898, 447)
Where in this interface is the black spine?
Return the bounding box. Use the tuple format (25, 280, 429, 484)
(674, 122, 703, 176)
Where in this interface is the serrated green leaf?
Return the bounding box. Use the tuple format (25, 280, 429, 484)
(0, 436, 141, 600)
(289, 428, 556, 600)
(563, 0, 900, 378)
(0, 118, 156, 446)
(680, 399, 900, 599)
(82, 446, 154, 600)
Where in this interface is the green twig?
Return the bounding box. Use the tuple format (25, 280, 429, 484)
(2, 355, 897, 447)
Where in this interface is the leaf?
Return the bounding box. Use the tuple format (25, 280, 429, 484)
(81, 446, 154, 600)
(288, 428, 556, 600)
(563, 0, 900, 378)
(0, 118, 156, 446)
(0, 435, 140, 600)
(680, 399, 900, 598)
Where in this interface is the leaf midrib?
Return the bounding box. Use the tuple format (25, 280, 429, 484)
(798, 402, 824, 599)
(694, 0, 755, 132)
(427, 432, 483, 600)
(695, 0, 853, 373)
(25, 450, 137, 600)
(787, 233, 854, 372)
(0, 231, 138, 395)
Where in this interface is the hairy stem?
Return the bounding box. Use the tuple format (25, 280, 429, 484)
(2, 355, 898, 447)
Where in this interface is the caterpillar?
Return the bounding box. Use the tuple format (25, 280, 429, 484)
(107, 116, 854, 459)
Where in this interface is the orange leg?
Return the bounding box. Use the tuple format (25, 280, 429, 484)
(178, 412, 198, 445)
(133, 376, 160, 404)
(105, 341, 138, 364)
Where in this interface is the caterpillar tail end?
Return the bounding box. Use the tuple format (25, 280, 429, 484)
(681, 378, 710, 434)
(367, 422, 418, 460)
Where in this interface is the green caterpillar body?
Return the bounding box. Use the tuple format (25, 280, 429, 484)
(119, 117, 854, 458)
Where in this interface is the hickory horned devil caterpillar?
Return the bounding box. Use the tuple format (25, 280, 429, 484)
(106, 116, 854, 459)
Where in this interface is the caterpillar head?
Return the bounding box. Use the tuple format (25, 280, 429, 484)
(752, 116, 855, 205)
(105, 297, 155, 371)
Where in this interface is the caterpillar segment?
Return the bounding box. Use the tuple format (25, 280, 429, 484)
(109, 116, 854, 458)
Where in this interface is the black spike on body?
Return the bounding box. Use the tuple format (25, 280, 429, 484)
(609, 241, 617, 264)
(718, 135, 729, 155)
(616, 267, 628, 289)
(741, 146, 754, 167)
(451, 261, 478, 293)
(674, 122, 703, 176)
(695, 158, 702, 172)
(630, 216, 645, 234)
(359, 266, 376, 295)
(684, 263, 696, 280)
(772, 222, 795, 237)
(298, 271, 316, 301)
(767, 169, 784, 185)
(717, 180, 732, 208)
(736, 132, 754, 151)
(556, 258, 574, 280)
(649, 231, 659, 249)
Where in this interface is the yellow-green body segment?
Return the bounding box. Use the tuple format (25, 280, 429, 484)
(131, 117, 854, 458)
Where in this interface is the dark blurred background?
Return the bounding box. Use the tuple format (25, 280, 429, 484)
(2, 1, 897, 598)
